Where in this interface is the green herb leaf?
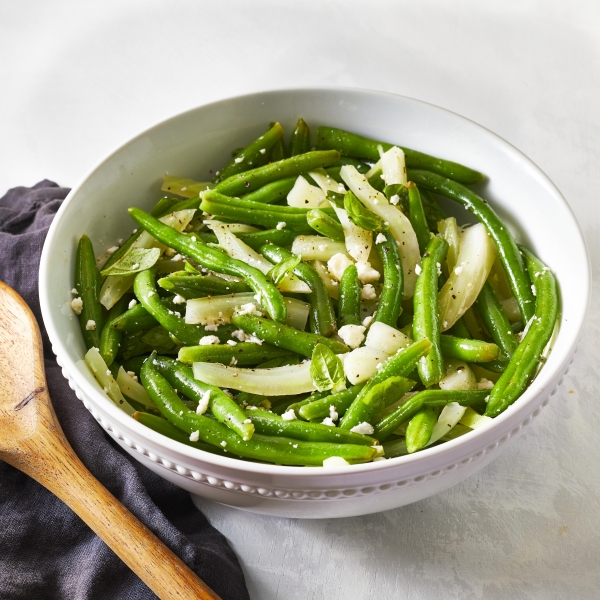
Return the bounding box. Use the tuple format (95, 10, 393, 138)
(326, 190, 345, 208)
(310, 343, 346, 393)
(267, 254, 302, 285)
(344, 191, 384, 231)
(383, 184, 409, 214)
(360, 376, 416, 410)
(101, 247, 161, 277)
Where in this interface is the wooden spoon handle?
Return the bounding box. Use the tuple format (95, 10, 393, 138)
(5, 406, 221, 600)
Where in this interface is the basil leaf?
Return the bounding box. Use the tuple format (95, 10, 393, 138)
(383, 184, 409, 214)
(344, 191, 384, 231)
(267, 254, 302, 285)
(310, 343, 346, 393)
(101, 247, 161, 276)
(360, 376, 416, 410)
(326, 190, 345, 208)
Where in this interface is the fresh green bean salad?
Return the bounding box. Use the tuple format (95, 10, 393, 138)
(74, 119, 558, 466)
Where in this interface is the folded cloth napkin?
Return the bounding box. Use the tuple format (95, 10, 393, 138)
(0, 182, 250, 600)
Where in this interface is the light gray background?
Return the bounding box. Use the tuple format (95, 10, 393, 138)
(2, 1, 599, 598)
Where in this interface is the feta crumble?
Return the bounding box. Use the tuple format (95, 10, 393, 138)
(221, 440, 227, 447)
(414, 263, 422, 276)
(199, 335, 220, 345)
(204, 323, 219, 332)
(85, 319, 96, 330)
(236, 303, 258, 316)
(338, 324, 366, 349)
(375, 233, 387, 244)
(70, 297, 83, 315)
(234, 156, 245, 164)
(329, 405, 339, 422)
(172, 294, 186, 304)
(321, 417, 336, 427)
(128, 299, 137, 309)
(362, 315, 374, 328)
(477, 378, 495, 390)
(281, 409, 297, 421)
(327, 253, 354, 281)
(389, 194, 400, 206)
(226, 339, 238, 346)
(196, 390, 211, 414)
(350, 422, 375, 435)
(361, 284, 377, 300)
(71, 288, 78, 295)
(356, 261, 380, 283)
(276, 221, 286, 230)
(189, 431, 200, 442)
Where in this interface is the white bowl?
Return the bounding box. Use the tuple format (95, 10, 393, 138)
(39, 88, 590, 519)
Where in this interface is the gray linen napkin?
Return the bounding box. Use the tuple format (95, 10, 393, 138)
(0, 181, 250, 600)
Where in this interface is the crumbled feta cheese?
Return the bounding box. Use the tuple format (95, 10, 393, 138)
(276, 221, 286, 230)
(147, 291, 155, 297)
(231, 329, 248, 342)
(204, 323, 219, 332)
(292, 444, 298, 449)
(106, 369, 111, 376)
(362, 315, 374, 328)
(85, 319, 96, 330)
(356, 261, 380, 283)
(389, 194, 400, 206)
(199, 335, 220, 345)
(415, 263, 422, 276)
(361, 284, 377, 300)
(172, 294, 186, 305)
(259, 148, 266, 154)
(350, 422, 375, 435)
(171, 253, 183, 261)
(454, 264, 464, 275)
(327, 253, 354, 281)
(436, 262, 442, 276)
(321, 417, 336, 427)
(281, 409, 297, 421)
(243, 418, 252, 424)
(106, 245, 119, 254)
(70, 297, 83, 315)
(338, 324, 366, 349)
(375, 233, 387, 244)
(221, 440, 227, 447)
(234, 156, 245, 164)
(189, 431, 200, 442)
(329, 405, 339, 422)
(531, 284, 537, 297)
(126, 371, 138, 381)
(230, 357, 238, 366)
(246, 334, 263, 345)
(71, 288, 78, 295)
(128, 299, 137, 310)
(196, 390, 210, 414)
(477, 378, 495, 390)
(226, 339, 237, 346)
(131, 263, 140, 270)
(190, 236, 197, 242)
(237, 303, 258, 316)
(323, 456, 350, 467)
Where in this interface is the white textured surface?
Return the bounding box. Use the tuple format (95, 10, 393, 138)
(3, 0, 600, 598)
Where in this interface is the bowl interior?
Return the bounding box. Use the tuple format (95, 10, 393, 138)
(39, 88, 590, 474)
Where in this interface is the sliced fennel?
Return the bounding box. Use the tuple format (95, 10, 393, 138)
(340, 165, 420, 298)
(193, 361, 316, 395)
(99, 209, 196, 309)
(331, 204, 372, 264)
(84, 347, 135, 415)
(343, 346, 392, 385)
(438, 359, 477, 391)
(185, 292, 310, 330)
(459, 407, 493, 430)
(162, 175, 212, 198)
(287, 175, 327, 208)
(364, 322, 412, 354)
(116, 366, 155, 410)
(311, 260, 339, 300)
(308, 168, 345, 193)
(210, 226, 311, 293)
(291, 236, 349, 261)
(426, 402, 467, 447)
(438, 223, 497, 331)
(379, 146, 407, 186)
(438, 217, 460, 272)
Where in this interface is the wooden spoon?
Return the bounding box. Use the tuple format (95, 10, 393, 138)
(0, 281, 221, 600)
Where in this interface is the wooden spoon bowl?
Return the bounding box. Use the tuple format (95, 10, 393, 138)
(0, 280, 220, 600)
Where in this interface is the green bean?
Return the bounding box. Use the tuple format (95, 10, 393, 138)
(289, 118, 311, 157)
(214, 122, 285, 182)
(269, 122, 287, 162)
(408, 170, 535, 324)
(260, 243, 337, 336)
(99, 295, 128, 366)
(256, 355, 301, 369)
(242, 177, 296, 204)
(230, 314, 348, 357)
(128, 208, 287, 322)
(141, 358, 378, 465)
(339, 338, 432, 430)
(111, 302, 158, 333)
(133, 269, 215, 345)
(372, 230, 404, 327)
(413, 236, 448, 386)
(298, 384, 365, 421)
(307, 209, 345, 242)
(151, 355, 254, 440)
(132, 411, 230, 456)
(75, 234, 104, 349)
(213, 150, 340, 197)
(237, 228, 297, 251)
(178, 342, 295, 366)
(405, 406, 441, 453)
(317, 127, 485, 184)
(485, 248, 558, 417)
(121, 355, 149, 377)
(246, 409, 379, 445)
(439, 335, 499, 363)
(325, 158, 370, 183)
(374, 394, 425, 441)
(419, 188, 446, 232)
(158, 273, 250, 298)
(475, 282, 518, 359)
(200, 191, 312, 233)
(337, 264, 361, 327)
(407, 182, 430, 253)
(447, 317, 472, 339)
(381, 437, 408, 458)
(420, 389, 490, 408)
